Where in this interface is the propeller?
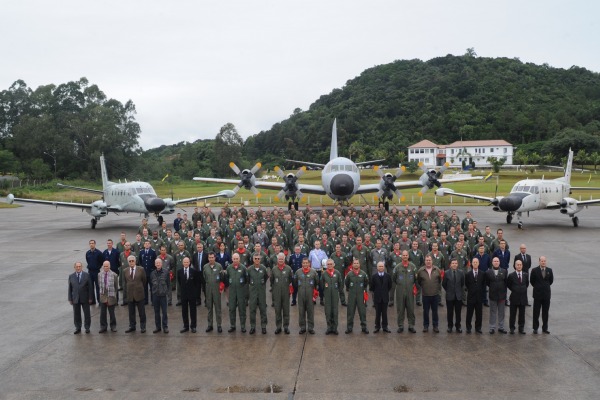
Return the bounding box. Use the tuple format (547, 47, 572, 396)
(274, 166, 306, 201)
(490, 175, 500, 206)
(418, 162, 449, 196)
(374, 166, 406, 201)
(230, 162, 262, 197)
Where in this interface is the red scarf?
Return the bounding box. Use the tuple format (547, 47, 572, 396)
(302, 267, 310, 274)
(328, 269, 334, 277)
(278, 263, 285, 271)
(124, 250, 131, 258)
(238, 247, 245, 254)
(356, 245, 362, 251)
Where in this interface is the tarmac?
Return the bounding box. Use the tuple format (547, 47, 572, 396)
(1, 200, 599, 399)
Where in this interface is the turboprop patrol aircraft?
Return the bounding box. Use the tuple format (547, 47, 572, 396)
(7, 155, 234, 228)
(194, 119, 481, 210)
(435, 149, 600, 228)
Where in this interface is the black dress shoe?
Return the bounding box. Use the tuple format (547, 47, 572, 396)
(533, 329, 538, 334)
(388, 303, 394, 308)
(456, 328, 462, 333)
(250, 328, 256, 334)
(433, 327, 439, 333)
(362, 328, 369, 334)
(191, 328, 196, 333)
(275, 328, 282, 334)
(299, 329, 306, 334)
(217, 326, 222, 333)
(125, 327, 136, 333)
(291, 302, 296, 306)
(466, 329, 472, 334)
(510, 329, 515, 334)
(333, 330, 339, 335)
(489, 329, 495, 334)
(163, 328, 169, 334)
(409, 327, 416, 333)
(397, 327, 404, 333)
(543, 330, 550, 334)
(447, 328, 453, 333)
(423, 327, 429, 333)
(121, 303, 128, 307)
(74, 329, 81, 335)
(180, 328, 189, 333)
(228, 327, 236, 333)
(153, 329, 161, 334)
(176, 302, 181, 306)
(383, 328, 391, 333)
(262, 328, 267, 334)
(476, 329, 482, 334)
(205, 326, 213, 332)
(341, 302, 347, 307)
(99, 328, 107, 334)
(111, 328, 117, 332)
(416, 301, 422, 306)
(85, 329, 90, 334)
(374, 328, 380, 333)
(325, 330, 331, 335)
(284, 328, 290, 334)
(168, 302, 172, 306)
(498, 329, 507, 334)
(308, 329, 315, 334)
(241, 327, 247, 333)
(519, 330, 526, 334)
(438, 303, 444, 307)
(345, 329, 352, 334)
(140, 328, 146, 333)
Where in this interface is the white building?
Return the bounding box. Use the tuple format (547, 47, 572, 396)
(407, 139, 513, 168)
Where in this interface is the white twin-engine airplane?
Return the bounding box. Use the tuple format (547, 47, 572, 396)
(7, 155, 234, 228)
(436, 149, 600, 228)
(194, 119, 481, 210)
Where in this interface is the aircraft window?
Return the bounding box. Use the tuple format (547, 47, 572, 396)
(523, 186, 530, 192)
(353, 165, 358, 173)
(325, 165, 331, 173)
(136, 188, 144, 194)
(532, 187, 538, 194)
(345, 165, 353, 172)
(332, 165, 339, 171)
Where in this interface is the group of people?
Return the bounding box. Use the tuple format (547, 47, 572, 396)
(68, 204, 554, 336)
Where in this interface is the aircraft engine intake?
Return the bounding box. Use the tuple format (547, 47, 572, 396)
(90, 200, 108, 217)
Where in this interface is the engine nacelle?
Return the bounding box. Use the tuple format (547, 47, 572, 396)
(89, 200, 108, 217)
(559, 197, 579, 215)
(162, 199, 177, 215)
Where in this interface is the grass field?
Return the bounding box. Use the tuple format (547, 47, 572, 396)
(4, 168, 600, 208)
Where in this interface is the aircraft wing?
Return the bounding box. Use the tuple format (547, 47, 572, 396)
(57, 183, 103, 194)
(571, 186, 600, 191)
(6, 195, 122, 211)
(576, 199, 600, 206)
(192, 178, 327, 196)
(171, 190, 236, 205)
(285, 159, 326, 168)
(433, 188, 494, 202)
(356, 176, 484, 195)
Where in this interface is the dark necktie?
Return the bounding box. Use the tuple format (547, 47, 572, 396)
(474, 271, 477, 280)
(518, 273, 522, 283)
(77, 272, 81, 283)
(185, 269, 189, 280)
(542, 268, 546, 278)
(130, 268, 134, 279)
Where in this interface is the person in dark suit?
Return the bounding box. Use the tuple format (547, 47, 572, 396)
(68, 261, 94, 334)
(513, 244, 532, 306)
(442, 259, 465, 333)
(465, 257, 486, 334)
(530, 256, 553, 334)
(139, 240, 157, 305)
(492, 240, 511, 305)
(507, 260, 529, 334)
(485, 257, 508, 334)
(192, 242, 209, 305)
(177, 257, 201, 333)
(124, 256, 147, 333)
(370, 261, 392, 333)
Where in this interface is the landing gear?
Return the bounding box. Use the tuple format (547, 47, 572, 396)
(572, 216, 579, 227)
(91, 218, 98, 229)
(506, 213, 513, 224)
(517, 221, 523, 230)
(157, 215, 164, 226)
(378, 199, 390, 212)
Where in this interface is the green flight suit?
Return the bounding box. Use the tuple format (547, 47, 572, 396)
(329, 252, 348, 304)
(270, 264, 293, 330)
(392, 262, 417, 329)
(320, 269, 344, 333)
(294, 268, 319, 331)
(203, 262, 224, 328)
(225, 264, 248, 329)
(345, 270, 369, 331)
(350, 245, 371, 274)
(247, 265, 269, 329)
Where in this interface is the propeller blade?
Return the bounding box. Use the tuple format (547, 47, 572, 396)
(274, 166, 285, 178)
(276, 189, 286, 200)
(232, 185, 241, 194)
(376, 189, 384, 198)
(418, 161, 428, 174)
(250, 186, 261, 197)
(250, 162, 262, 175)
(295, 166, 307, 178)
(296, 189, 303, 199)
(395, 166, 406, 178)
(374, 165, 384, 178)
(229, 162, 241, 175)
(419, 186, 430, 196)
(394, 189, 405, 202)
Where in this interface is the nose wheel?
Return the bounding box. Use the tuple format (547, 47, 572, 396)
(157, 215, 164, 226)
(91, 218, 98, 229)
(572, 216, 579, 227)
(506, 213, 513, 224)
(378, 200, 390, 212)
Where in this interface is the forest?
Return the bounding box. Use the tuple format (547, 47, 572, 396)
(1, 52, 600, 182)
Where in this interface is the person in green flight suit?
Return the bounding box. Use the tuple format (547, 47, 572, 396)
(247, 253, 269, 334)
(203, 252, 225, 333)
(294, 258, 319, 334)
(392, 250, 418, 333)
(345, 259, 370, 334)
(320, 258, 344, 335)
(225, 252, 248, 333)
(270, 253, 293, 334)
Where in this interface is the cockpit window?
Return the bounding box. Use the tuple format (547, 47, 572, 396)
(331, 165, 339, 171)
(345, 165, 353, 172)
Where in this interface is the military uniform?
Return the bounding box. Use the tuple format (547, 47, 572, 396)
(350, 245, 371, 274)
(225, 263, 248, 331)
(247, 264, 269, 331)
(270, 264, 293, 331)
(320, 269, 344, 333)
(345, 269, 369, 332)
(294, 267, 319, 332)
(392, 262, 417, 331)
(203, 262, 225, 330)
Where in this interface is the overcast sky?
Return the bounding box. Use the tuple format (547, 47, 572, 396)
(2, 0, 599, 150)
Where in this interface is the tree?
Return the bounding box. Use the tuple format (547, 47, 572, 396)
(589, 152, 600, 171)
(212, 123, 243, 177)
(0, 149, 18, 174)
(487, 156, 506, 173)
(27, 158, 52, 180)
(575, 149, 589, 170)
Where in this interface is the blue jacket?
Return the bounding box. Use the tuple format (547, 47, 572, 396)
(103, 248, 121, 274)
(289, 253, 306, 273)
(139, 248, 157, 272)
(85, 249, 104, 273)
(492, 249, 511, 270)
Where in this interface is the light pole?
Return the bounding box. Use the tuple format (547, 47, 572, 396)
(43, 150, 57, 179)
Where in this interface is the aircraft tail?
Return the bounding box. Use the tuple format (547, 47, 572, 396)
(564, 148, 573, 185)
(330, 119, 338, 161)
(100, 154, 111, 189)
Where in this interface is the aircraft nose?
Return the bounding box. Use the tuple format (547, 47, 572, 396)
(330, 173, 354, 197)
(144, 197, 166, 213)
(498, 195, 523, 212)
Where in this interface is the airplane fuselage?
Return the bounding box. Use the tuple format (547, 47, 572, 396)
(495, 178, 570, 213)
(102, 182, 166, 215)
(321, 157, 361, 201)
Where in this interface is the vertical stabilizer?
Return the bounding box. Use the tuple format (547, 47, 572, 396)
(100, 154, 110, 189)
(330, 119, 338, 161)
(564, 148, 573, 185)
